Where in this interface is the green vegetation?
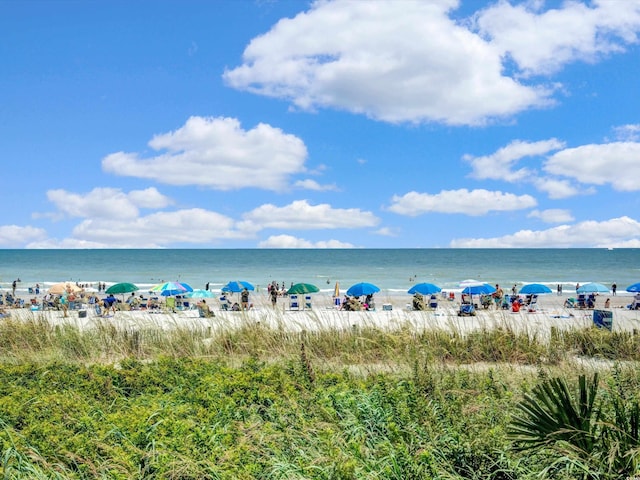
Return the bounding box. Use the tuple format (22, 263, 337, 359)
(0, 315, 637, 478)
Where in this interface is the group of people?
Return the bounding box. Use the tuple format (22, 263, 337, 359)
(339, 293, 375, 311)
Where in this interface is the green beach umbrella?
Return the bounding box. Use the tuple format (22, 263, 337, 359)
(287, 283, 320, 295)
(105, 282, 139, 295)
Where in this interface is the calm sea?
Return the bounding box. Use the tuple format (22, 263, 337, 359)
(1, 249, 639, 297)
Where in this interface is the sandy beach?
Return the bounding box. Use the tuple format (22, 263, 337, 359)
(3, 289, 640, 342)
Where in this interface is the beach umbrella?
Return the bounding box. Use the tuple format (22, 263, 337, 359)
(150, 281, 191, 297)
(577, 282, 609, 294)
(408, 282, 441, 295)
(222, 281, 255, 293)
(187, 289, 214, 298)
(461, 283, 496, 295)
(49, 282, 83, 295)
(287, 283, 320, 295)
(626, 283, 640, 293)
(346, 282, 380, 297)
(519, 283, 552, 295)
(105, 282, 139, 295)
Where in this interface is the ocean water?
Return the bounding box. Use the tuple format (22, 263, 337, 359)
(1, 249, 639, 297)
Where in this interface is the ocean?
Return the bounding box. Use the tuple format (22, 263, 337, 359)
(1, 248, 639, 297)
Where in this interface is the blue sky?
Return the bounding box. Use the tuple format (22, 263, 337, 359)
(2, 0, 640, 249)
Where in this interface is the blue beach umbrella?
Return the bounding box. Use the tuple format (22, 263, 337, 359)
(461, 283, 496, 296)
(626, 283, 640, 293)
(408, 283, 441, 295)
(577, 282, 609, 294)
(222, 281, 255, 293)
(346, 282, 380, 297)
(519, 283, 552, 295)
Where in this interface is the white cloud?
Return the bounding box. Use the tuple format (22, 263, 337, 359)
(102, 116, 308, 191)
(374, 227, 397, 237)
(544, 142, 640, 191)
(70, 208, 247, 248)
(465, 138, 564, 181)
(527, 208, 574, 223)
(612, 124, 640, 142)
(239, 200, 379, 230)
(258, 234, 355, 248)
(387, 188, 537, 216)
(531, 177, 585, 199)
(451, 216, 640, 248)
(223, 0, 550, 125)
(0, 225, 47, 247)
(47, 187, 173, 220)
(293, 179, 339, 191)
(475, 0, 640, 76)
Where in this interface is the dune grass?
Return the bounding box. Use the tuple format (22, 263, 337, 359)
(0, 312, 638, 478)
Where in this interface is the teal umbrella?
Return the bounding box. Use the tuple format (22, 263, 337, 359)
(577, 283, 609, 294)
(105, 282, 139, 295)
(187, 289, 214, 298)
(287, 283, 320, 295)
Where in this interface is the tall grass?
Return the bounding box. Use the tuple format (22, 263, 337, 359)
(0, 312, 638, 366)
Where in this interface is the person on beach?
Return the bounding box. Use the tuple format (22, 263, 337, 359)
(492, 284, 503, 309)
(605, 298, 611, 308)
(241, 288, 250, 310)
(612, 283, 617, 296)
(12, 280, 16, 296)
(270, 285, 278, 308)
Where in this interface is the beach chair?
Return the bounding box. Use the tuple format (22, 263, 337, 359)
(304, 295, 312, 310)
(577, 294, 586, 308)
(429, 295, 438, 309)
(527, 295, 539, 312)
(458, 304, 476, 316)
(165, 297, 176, 312)
(448, 292, 455, 301)
(198, 304, 214, 318)
(461, 294, 472, 305)
(289, 295, 300, 310)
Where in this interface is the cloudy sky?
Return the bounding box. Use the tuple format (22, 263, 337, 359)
(2, 0, 640, 248)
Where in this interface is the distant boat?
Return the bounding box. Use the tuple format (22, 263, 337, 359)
(607, 247, 614, 251)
